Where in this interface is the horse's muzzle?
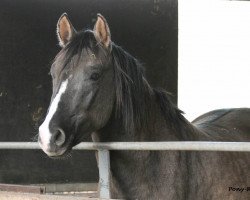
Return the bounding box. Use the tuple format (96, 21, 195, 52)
(38, 126, 68, 157)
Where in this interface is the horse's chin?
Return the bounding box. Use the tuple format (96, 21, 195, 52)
(48, 148, 73, 160)
(71, 131, 92, 146)
(46, 142, 74, 159)
(72, 139, 82, 146)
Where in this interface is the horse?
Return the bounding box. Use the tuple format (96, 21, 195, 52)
(38, 13, 250, 200)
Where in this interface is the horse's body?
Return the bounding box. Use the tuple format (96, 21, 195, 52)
(38, 14, 250, 199)
(99, 108, 250, 199)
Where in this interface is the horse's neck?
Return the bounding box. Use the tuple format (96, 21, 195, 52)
(96, 96, 198, 142)
(95, 97, 198, 199)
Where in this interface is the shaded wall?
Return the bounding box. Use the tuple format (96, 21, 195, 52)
(0, 0, 178, 183)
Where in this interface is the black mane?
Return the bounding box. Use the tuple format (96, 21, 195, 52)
(111, 43, 184, 135)
(52, 30, 104, 75)
(55, 30, 184, 135)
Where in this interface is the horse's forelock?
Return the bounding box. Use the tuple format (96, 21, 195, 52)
(53, 30, 107, 75)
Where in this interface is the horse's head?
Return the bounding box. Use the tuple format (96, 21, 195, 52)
(38, 14, 115, 157)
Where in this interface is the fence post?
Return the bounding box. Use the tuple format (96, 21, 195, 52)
(98, 149, 111, 199)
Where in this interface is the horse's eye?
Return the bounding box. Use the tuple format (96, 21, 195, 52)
(90, 72, 100, 81)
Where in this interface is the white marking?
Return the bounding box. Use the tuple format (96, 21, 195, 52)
(39, 79, 68, 151)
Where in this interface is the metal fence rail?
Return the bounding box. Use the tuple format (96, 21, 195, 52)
(0, 141, 250, 151)
(0, 141, 250, 199)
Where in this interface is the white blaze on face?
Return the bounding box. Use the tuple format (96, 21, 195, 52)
(39, 79, 68, 151)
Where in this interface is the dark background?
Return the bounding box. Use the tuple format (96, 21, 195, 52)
(0, 0, 178, 184)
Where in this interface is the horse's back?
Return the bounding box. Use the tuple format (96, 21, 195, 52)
(192, 108, 250, 141)
(189, 108, 250, 200)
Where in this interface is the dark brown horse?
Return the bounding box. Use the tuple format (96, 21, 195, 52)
(38, 14, 250, 199)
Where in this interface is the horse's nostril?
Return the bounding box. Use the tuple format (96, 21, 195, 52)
(54, 128, 66, 146)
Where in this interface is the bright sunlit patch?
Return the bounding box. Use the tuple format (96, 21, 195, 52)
(179, 0, 250, 121)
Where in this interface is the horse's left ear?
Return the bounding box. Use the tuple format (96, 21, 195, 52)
(57, 13, 76, 47)
(93, 14, 111, 48)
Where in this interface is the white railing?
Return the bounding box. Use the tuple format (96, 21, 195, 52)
(0, 141, 250, 199)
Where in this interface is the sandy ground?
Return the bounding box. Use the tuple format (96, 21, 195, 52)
(0, 191, 100, 200)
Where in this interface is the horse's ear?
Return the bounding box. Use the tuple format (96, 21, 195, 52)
(93, 14, 111, 48)
(57, 13, 76, 47)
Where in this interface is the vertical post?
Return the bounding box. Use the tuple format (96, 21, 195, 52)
(98, 149, 111, 199)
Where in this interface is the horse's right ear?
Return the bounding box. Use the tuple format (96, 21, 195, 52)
(57, 13, 76, 47)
